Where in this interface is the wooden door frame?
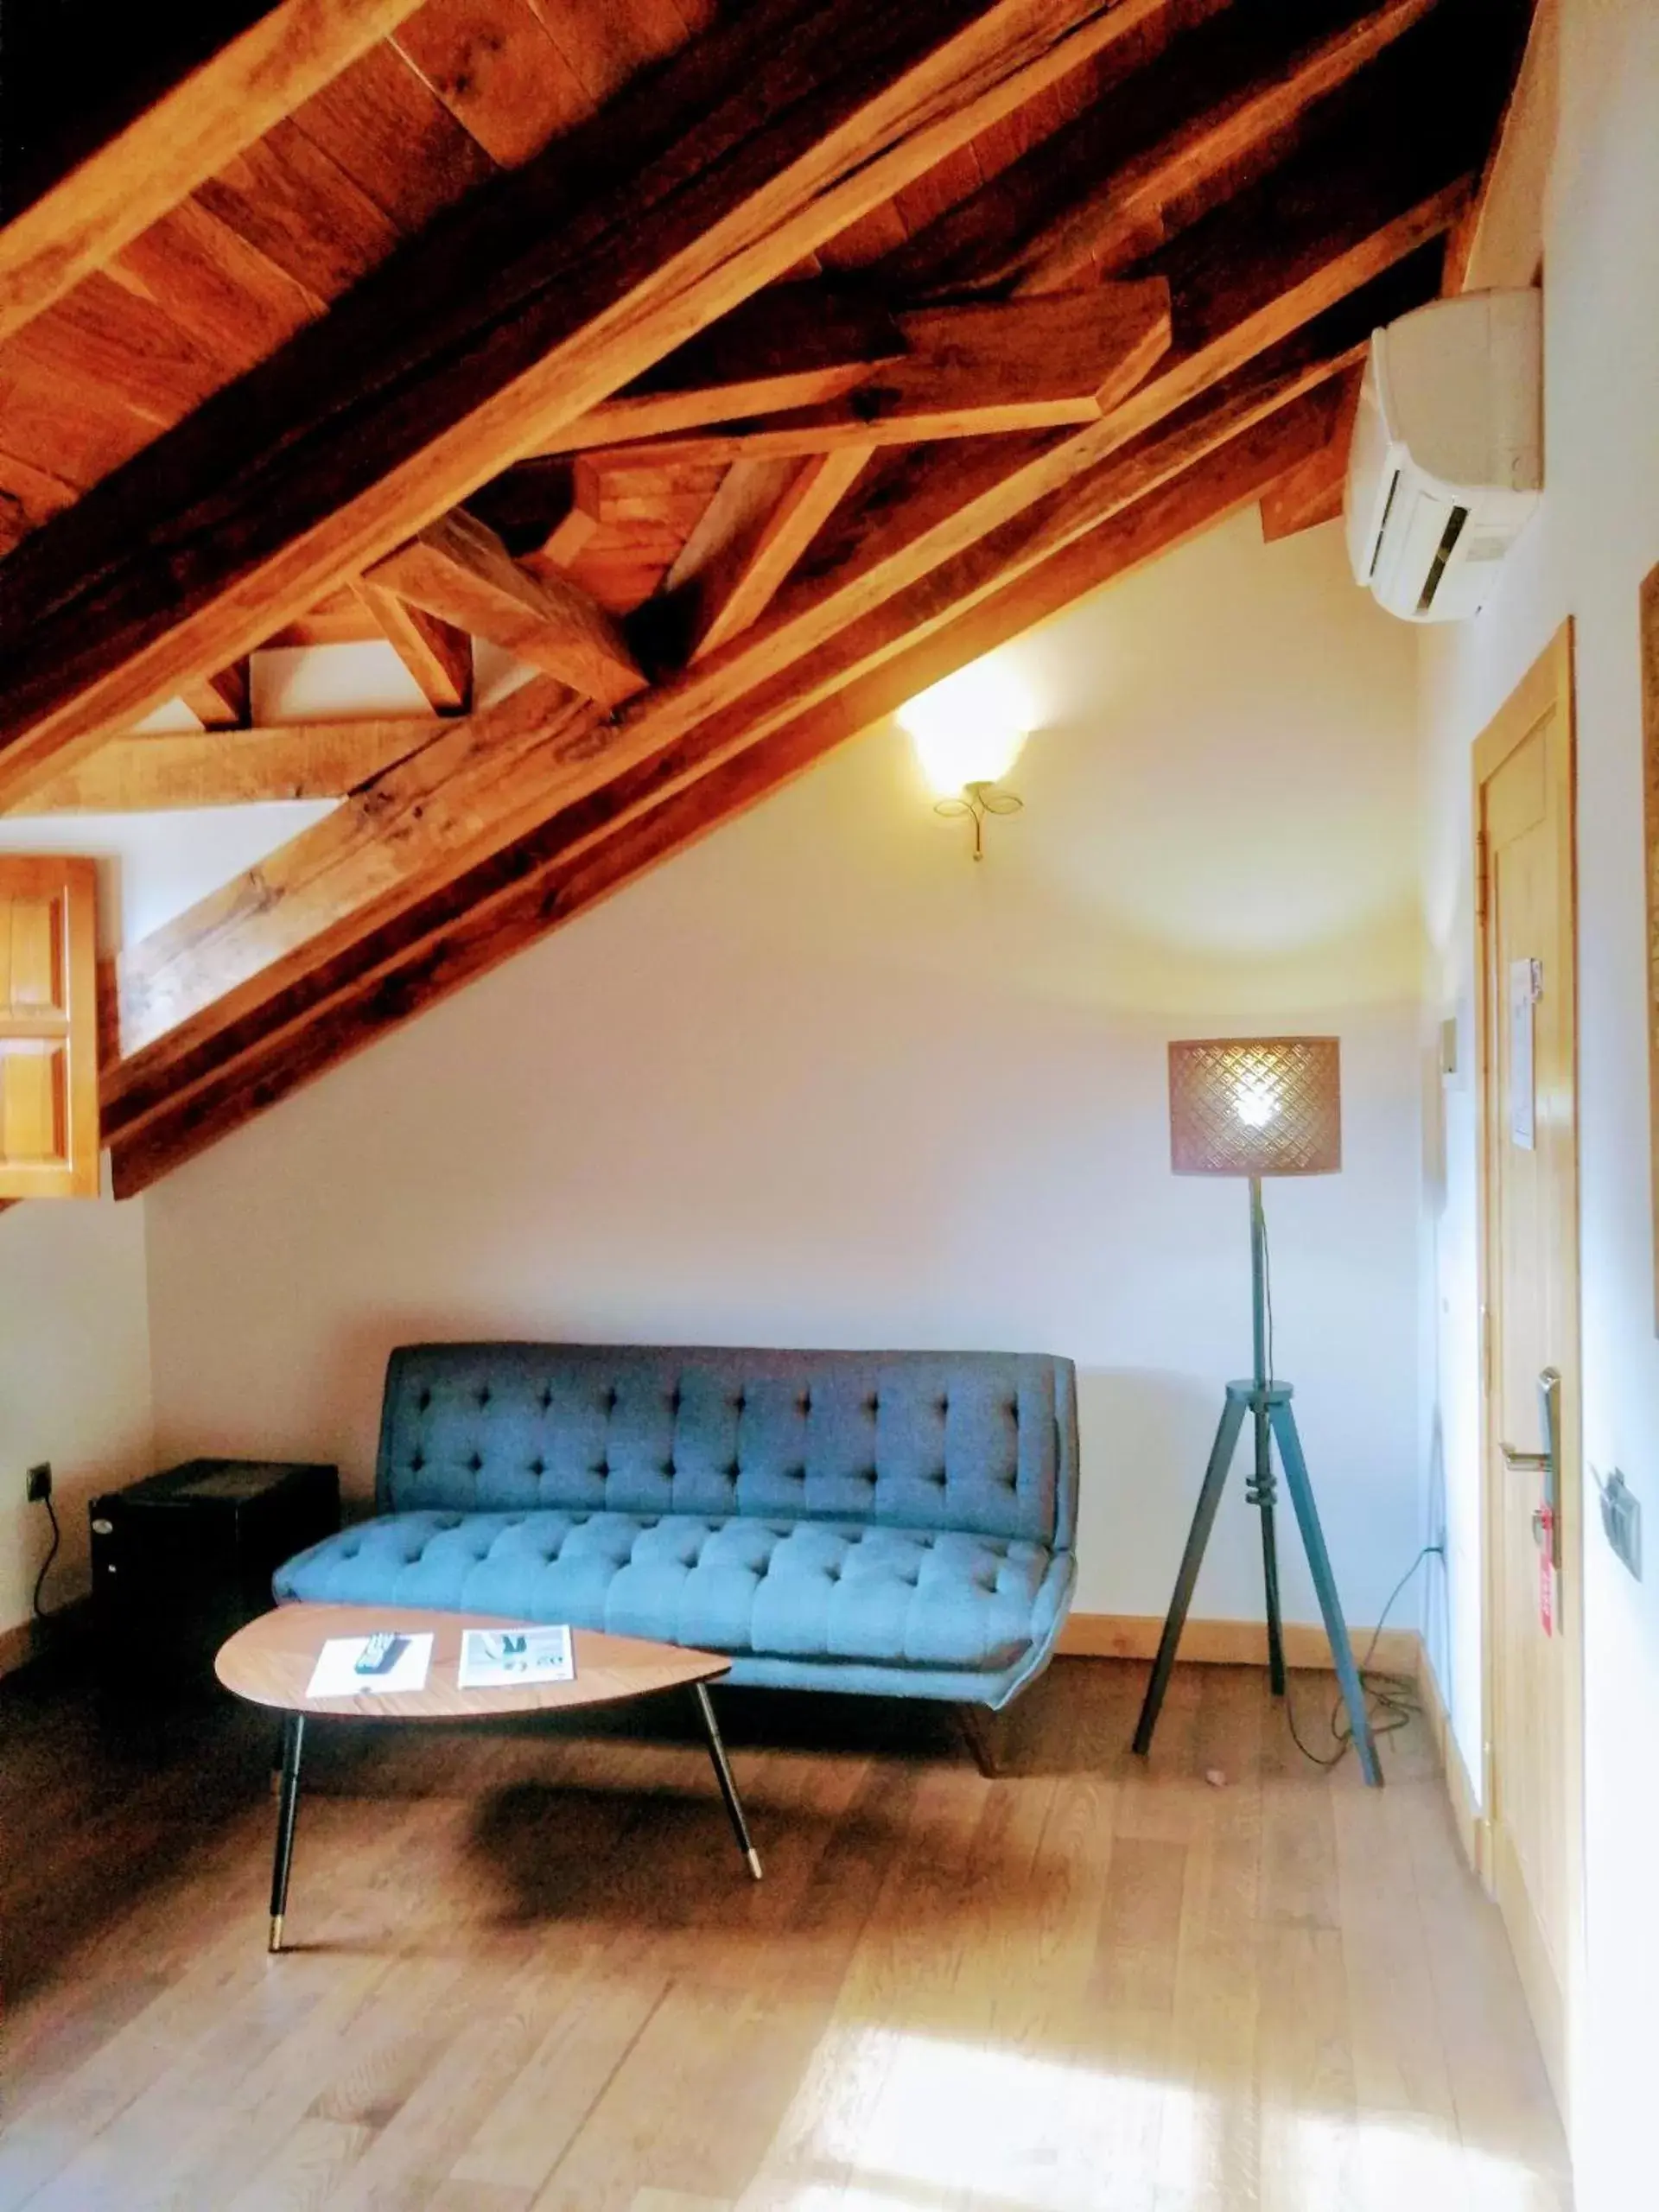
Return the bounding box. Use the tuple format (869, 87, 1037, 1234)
(1471, 619, 1585, 2123)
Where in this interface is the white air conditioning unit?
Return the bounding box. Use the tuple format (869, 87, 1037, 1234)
(1345, 289, 1542, 623)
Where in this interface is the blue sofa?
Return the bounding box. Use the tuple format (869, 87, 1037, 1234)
(275, 1343, 1078, 1710)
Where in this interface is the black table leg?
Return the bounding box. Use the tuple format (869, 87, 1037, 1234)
(692, 1682, 762, 1879)
(269, 1711, 305, 1952)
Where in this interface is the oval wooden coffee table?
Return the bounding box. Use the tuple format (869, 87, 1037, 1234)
(216, 1602, 761, 1953)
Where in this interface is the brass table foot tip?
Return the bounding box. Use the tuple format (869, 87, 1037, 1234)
(268, 1915, 284, 1955)
(747, 1847, 764, 1881)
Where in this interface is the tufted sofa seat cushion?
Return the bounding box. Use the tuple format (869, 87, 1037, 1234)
(275, 1508, 1064, 1673)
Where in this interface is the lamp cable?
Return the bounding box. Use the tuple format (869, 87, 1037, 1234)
(1257, 1198, 1433, 1770)
(1282, 1543, 1439, 1770)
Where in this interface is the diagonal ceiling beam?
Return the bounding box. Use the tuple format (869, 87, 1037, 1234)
(102, 391, 1341, 1196)
(543, 289, 1193, 461)
(362, 511, 645, 705)
(0, 0, 424, 346)
(0, 0, 1169, 803)
(535, 287, 908, 453)
(1008, 0, 1440, 293)
(351, 582, 474, 713)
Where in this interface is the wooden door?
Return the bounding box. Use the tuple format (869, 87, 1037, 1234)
(0, 855, 100, 1198)
(1475, 626, 1583, 2120)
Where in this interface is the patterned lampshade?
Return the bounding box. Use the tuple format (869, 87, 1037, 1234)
(1168, 1036, 1342, 1177)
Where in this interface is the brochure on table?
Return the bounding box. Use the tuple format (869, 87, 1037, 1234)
(458, 1626, 575, 1688)
(306, 1633, 433, 1698)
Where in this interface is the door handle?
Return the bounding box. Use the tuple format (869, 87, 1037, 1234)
(1501, 1367, 1562, 1568)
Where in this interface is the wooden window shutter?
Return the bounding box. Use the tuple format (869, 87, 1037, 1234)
(0, 857, 99, 1199)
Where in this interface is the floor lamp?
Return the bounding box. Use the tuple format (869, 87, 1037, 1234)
(1131, 1035, 1382, 1787)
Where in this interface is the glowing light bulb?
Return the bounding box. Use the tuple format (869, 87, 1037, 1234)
(1234, 1083, 1277, 1129)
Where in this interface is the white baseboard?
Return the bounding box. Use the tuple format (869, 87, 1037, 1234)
(1414, 1638, 1491, 1885)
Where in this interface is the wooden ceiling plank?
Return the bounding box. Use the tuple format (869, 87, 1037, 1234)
(391, 0, 601, 168)
(0, 451, 78, 559)
(1011, 0, 1440, 294)
(285, 37, 499, 235)
(8, 719, 442, 815)
(178, 658, 251, 730)
(103, 395, 1336, 1193)
(0, 0, 426, 348)
(362, 510, 642, 704)
(0, 0, 1171, 801)
(353, 580, 474, 711)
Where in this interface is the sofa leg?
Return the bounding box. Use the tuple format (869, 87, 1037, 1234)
(957, 1702, 1006, 1779)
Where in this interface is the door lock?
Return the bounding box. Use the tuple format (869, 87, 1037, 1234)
(1502, 1367, 1562, 1569)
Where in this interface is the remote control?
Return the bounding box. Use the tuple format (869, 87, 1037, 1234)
(355, 1631, 407, 1675)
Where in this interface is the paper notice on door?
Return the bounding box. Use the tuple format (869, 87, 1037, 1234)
(1509, 957, 1539, 1149)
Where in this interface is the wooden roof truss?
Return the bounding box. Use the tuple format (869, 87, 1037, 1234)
(0, 0, 1532, 1193)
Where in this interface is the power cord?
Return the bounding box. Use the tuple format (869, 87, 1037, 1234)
(31, 1491, 62, 1621)
(1283, 1542, 1440, 1770)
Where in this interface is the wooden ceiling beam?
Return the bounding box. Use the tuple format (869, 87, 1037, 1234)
(1258, 364, 1362, 540)
(7, 718, 440, 815)
(178, 658, 251, 731)
(1009, 0, 1440, 294)
(536, 287, 907, 453)
(351, 582, 474, 713)
(101, 395, 1338, 1195)
(363, 512, 643, 705)
(544, 287, 1193, 461)
(0, 0, 423, 346)
(887, 0, 1496, 303)
(259, 585, 385, 650)
(686, 448, 878, 661)
(0, 0, 1168, 802)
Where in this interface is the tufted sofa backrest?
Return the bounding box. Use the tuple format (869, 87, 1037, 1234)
(377, 1344, 1077, 1549)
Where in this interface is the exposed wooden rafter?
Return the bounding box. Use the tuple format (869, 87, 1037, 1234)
(0, 0, 1172, 800)
(178, 658, 251, 731)
(546, 287, 1185, 461)
(7, 719, 440, 815)
(1258, 365, 1363, 540)
(363, 512, 643, 706)
(350, 583, 474, 714)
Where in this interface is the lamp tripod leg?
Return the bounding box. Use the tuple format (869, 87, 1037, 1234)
(1268, 1398, 1382, 1788)
(1258, 1482, 1287, 1699)
(1133, 1392, 1247, 1758)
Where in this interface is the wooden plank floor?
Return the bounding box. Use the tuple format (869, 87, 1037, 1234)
(0, 1654, 1572, 2211)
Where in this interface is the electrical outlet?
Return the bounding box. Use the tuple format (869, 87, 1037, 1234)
(1599, 1468, 1642, 1580)
(25, 1463, 52, 1503)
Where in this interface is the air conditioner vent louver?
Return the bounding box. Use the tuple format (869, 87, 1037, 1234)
(1416, 505, 1469, 614)
(1368, 469, 1402, 582)
(1345, 290, 1541, 623)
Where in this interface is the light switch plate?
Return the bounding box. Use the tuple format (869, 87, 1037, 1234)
(1599, 1468, 1641, 1580)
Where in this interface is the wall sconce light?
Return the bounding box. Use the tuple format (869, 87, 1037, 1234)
(897, 664, 1029, 861)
